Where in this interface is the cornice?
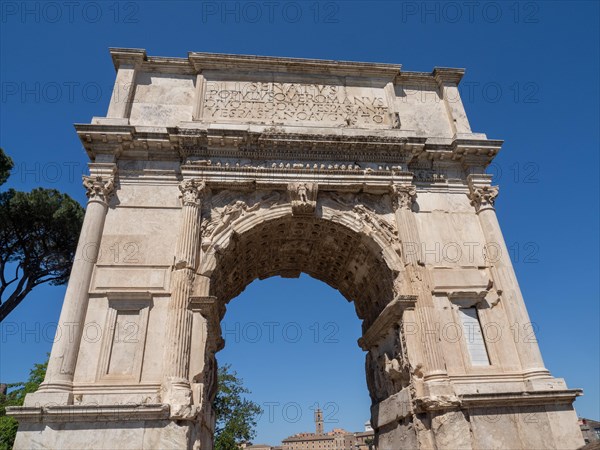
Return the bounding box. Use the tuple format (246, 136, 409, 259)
(109, 47, 147, 70)
(459, 389, 582, 408)
(107, 48, 466, 85)
(358, 295, 418, 350)
(189, 51, 402, 78)
(74, 124, 502, 170)
(433, 67, 465, 85)
(6, 403, 170, 423)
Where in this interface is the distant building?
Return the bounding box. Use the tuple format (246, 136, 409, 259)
(241, 445, 276, 450)
(240, 444, 282, 450)
(580, 418, 600, 446)
(281, 409, 374, 450)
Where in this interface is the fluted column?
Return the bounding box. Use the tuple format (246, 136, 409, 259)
(391, 181, 448, 382)
(467, 174, 548, 379)
(33, 165, 116, 403)
(162, 178, 205, 419)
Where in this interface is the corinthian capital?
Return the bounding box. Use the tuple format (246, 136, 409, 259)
(179, 179, 206, 206)
(82, 175, 115, 203)
(391, 184, 417, 211)
(468, 185, 499, 211)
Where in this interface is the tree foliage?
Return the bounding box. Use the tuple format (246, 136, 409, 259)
(0, 359, 47, 450)
(214, 364, 263, 450)
(0, 149, 84, 321)
(0, 149, 13, 187)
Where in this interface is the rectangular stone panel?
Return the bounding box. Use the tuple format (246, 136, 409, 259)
(97, 294, 151, 383)
(457, 307, 491, 366)
(129, 72, 196, 126)
(394, 82, 453, 137)
(415, 210, 487, 267)
(101, 207, 180, 266)
(199, 72, 392, 129)
(92, 267, 169, 291)
(432, 268, 490, 290)
(107, 310, 141, 376)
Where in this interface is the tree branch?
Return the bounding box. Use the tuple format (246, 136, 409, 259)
(0, 282, 33, 322)
(33, 275, 63, 287)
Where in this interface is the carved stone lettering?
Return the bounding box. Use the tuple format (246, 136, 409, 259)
(203, 81, 390, 127)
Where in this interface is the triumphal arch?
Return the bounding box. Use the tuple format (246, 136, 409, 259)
(9, 49, 583, 449)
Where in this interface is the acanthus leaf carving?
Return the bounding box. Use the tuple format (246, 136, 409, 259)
(468, 185, 499, 212)
(179, 178, 206, 206)
(391, 184, 417, 211)
(82, 175, 115, 203)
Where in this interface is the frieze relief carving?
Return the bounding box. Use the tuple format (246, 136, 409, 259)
(187, 158, 364, 171)
(412, 168, 447, 183)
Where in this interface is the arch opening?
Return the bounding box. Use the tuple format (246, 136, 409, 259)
(216, 275, 372, 445)
(205, 214, 399, 330)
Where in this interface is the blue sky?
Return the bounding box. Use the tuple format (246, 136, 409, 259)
(1, 0, 598, 445)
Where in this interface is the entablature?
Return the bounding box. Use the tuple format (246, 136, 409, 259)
(75, 124, 501, 176)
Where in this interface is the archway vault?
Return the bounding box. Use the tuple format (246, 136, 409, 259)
(198, 189, 402, 329)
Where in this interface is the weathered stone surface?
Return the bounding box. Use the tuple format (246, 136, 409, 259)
(9, 48, 583, 450)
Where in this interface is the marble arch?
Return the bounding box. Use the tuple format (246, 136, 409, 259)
(8, 48, 584, 449)
(200, 193, 401, 310)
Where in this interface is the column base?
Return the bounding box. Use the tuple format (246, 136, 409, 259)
(23, 382, 74, 407)
(161, 377, 199, 420)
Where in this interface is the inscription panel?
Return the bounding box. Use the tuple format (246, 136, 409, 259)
(200, 74, 392, 128)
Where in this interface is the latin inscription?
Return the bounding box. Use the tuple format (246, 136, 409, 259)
(203, 81, 390, 126)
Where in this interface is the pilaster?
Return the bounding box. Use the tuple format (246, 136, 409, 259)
(390, 179, 449, 384)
